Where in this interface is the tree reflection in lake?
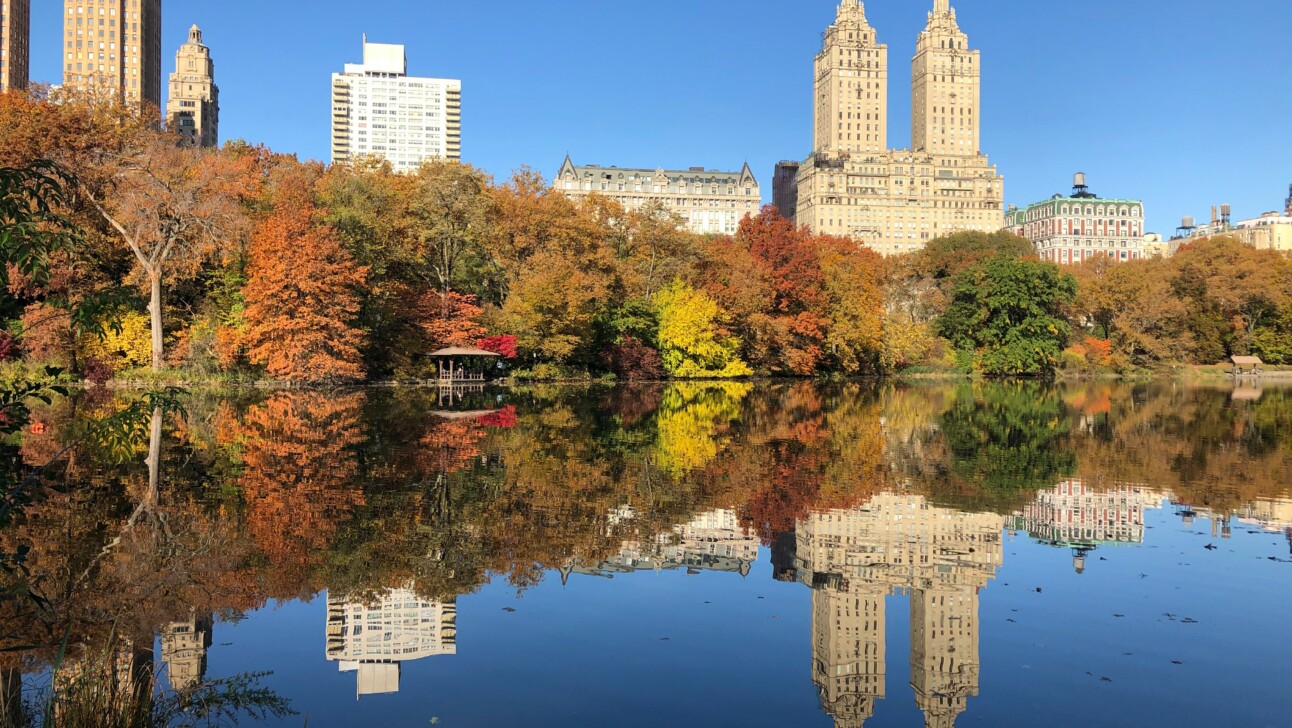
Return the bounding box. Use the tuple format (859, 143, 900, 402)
(2, 381, 1291, 726)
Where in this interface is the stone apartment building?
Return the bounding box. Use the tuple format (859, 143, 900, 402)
(166, 25, 219, 147)
(0, 0, 30, 93)
(552, 156, 759, 236)
(791, 0, 1003, 256)
(554, 155, 760, 236)
(1003, 174, 1147, 264)
(62, 0, 163, 111)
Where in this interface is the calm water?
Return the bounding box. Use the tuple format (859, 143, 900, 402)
(3, 381, 1292, 727)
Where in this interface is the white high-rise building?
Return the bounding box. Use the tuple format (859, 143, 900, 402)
(331, 37, 461, 172)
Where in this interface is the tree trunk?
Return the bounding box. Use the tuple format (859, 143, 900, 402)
(149, 270, 164, 371)
(144, 405, 163, 512)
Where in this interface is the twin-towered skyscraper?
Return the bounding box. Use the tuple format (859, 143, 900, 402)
(789, 0, 1004, 255)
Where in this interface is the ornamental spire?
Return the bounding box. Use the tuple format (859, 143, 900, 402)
(934, 0, 950, 14)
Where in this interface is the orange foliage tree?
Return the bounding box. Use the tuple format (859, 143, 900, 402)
(241, 164, 369, 382)
(228, 392, 368, 594)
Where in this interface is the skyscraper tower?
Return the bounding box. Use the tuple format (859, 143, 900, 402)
(331, 38, 462, 171)
(1, 0, 30, 92)
(166, 25, 219, 147)
(792, 0, 1003, 255)
(813, 0, 889, 155)
(62, 0, 163, 111)
(911, 0, 980, 155)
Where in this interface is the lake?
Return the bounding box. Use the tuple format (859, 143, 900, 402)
(2, 381, 1291, 727)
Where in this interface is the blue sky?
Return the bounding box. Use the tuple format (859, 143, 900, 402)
(29, 0, 1292, 234)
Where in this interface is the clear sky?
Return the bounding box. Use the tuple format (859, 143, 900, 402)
(28, 0, 1292, 234)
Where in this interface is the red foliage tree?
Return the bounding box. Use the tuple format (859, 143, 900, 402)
(477, 335, 519, 359)
(600, 336, 664, 381)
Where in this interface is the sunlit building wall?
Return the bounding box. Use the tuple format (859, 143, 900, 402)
(62, 0, 163, 111)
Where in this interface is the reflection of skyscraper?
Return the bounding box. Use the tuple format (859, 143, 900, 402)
(1010, 481, 1164, 573)
(160, 611, 213, 691)
(796, 494, 1004, 728)
(325, 590, 457, 699)
(812, 586, 886, 728)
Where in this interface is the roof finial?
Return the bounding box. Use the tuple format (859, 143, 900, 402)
(934, 0, 951, 14)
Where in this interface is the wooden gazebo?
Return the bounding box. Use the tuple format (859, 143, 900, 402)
(429, 347, 501, 382)
(1232, 356, 1264, 376)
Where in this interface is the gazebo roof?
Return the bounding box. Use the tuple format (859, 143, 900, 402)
(1232, 356, 1264, 366)
(429, 347, 502, 357)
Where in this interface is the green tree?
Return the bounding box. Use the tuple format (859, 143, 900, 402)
(939, 256, 1077, 376)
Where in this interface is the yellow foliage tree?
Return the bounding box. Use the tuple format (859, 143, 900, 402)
(79, 311, 153, 371)
(654, 280, 752, 379)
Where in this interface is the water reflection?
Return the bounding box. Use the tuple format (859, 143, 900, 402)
(793, 496, 1003, 728)
(326, 591, 457, 699)
(3, 381, 1291, 725)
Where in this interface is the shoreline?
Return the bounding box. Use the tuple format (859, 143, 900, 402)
(68, 366, 1292, 391)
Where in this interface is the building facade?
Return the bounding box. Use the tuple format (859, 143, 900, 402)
(793, 1, 1003, 256)
(1231, 212, 1292, 252)
(331, 38, 461, 172)
(326, 589, 458, 699)
(1004, 174, 1146, 264)
(554, 156, 760, 235)
(773, 161, 800, 220)
(62, 0, 162, 110)
(0, 0, 30, 92)
(166, 25, 219, 148)
(1009, 480, 1163, 573)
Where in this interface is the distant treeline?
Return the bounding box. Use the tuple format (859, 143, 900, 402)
(1, 89, 1289, 382)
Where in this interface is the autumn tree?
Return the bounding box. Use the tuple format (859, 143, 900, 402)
(485, 169, 599, 304)
(1071, 256, 1190, 365)
(408, 160, 495, 303)
(1170, 236, 1292, 359)
(501, 249, 609, 364)
(654, 280, 751, 379)
(82, 137, 253, 370)
(820, 241, 885, 374)
(240, 163, 368, 383)
(421, 290, 486, 350)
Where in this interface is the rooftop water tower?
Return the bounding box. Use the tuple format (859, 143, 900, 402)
(1174, 215, 1197, 240)
(1072, 172, 1097, 199)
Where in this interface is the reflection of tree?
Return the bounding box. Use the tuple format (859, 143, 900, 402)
(933, 383, 1076, 511)
(1068, 384, 1292, 513)
(228, 392, 367, 596)
(653, 382, 751, 478)
(7, 379, 1292, 696)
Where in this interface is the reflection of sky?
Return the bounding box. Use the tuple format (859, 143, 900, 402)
(204, 505, 1292, 728)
